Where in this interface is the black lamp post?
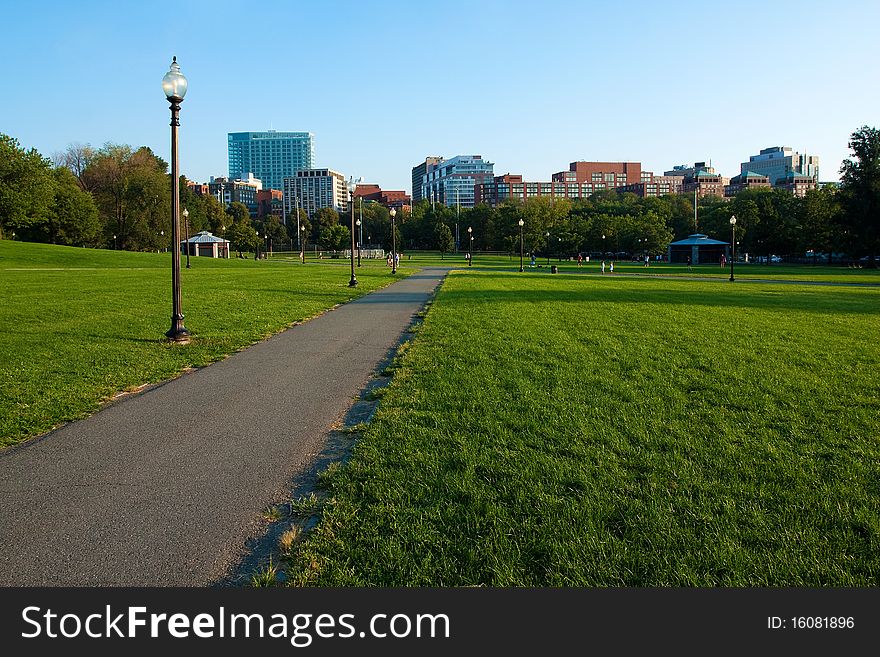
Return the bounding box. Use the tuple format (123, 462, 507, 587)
(545, 231, 550, 266)
(162, 56, 189, 343)
(729, 215, 736, 282)
(356, 218, 362, 267)
(183, 207, 190, 268)
(347, 177, 358, 287)
(467, 226, 472, 266)
(518, 218, 524, 272)
(358, 197, 364, 267)
(602, 233, 606, 259)
(390, 208, 397, 274)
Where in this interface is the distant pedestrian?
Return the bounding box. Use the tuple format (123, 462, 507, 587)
(578, 253, 583, 267)
(601, 260, 606, 274)
(686, 256, 692, 271)
(644, 254, 649, 267)
(530, 254, 536, 268)
(394, 252, 400, 269)
(387, 253, 393, 267)
(720, 254, 726, 268)
(609, 261, 614, 273)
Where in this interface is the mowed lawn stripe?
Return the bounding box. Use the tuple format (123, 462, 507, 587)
(287, 271, 880, 586)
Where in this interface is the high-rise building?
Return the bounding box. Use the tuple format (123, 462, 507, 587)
(417, 155, 494, 208)
(282, 168, 348, 218)
(740, 147, 818, 185)
(228, 131, 315, 192)
(411, 157, 443, 203)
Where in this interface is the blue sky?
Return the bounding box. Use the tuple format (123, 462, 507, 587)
(2, 0, 877, 192)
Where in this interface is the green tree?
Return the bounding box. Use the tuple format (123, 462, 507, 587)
(226, 221, 259, 257)
(226, 201, 250, 226)
(81, 144, 170, 250)
(46, 167, 101, 246)
(0, 133, 56, 238)
(839, 125, 880, 265)
(319, 223, 350, 251)
(800, 186, 840, 262)
(434, 221, 453, 258)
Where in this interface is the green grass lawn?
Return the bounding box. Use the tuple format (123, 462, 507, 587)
(0, 241, 402, 448)
(286, 270, 880, 586)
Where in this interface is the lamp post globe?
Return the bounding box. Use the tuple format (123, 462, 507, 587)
(518, 218, 524, 272)
(729, 215, 737, 282)
(163, 57, 189, 343)
(390, 207, 397, 274)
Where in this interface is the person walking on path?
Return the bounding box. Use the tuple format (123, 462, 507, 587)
(686, 255, 692, 271)
(394, 252, 400, 269)
(577, 253, 583, 267)
(609, 261, 614, 273)
(601, 260, 606, 274)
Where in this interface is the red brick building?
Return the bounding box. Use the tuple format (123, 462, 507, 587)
(354, 184, 411, 211)
(256, 189, 283, 218)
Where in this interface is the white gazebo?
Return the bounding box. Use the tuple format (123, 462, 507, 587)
(180, 231, 230, 259)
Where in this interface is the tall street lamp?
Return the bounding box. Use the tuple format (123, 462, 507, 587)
(162, 56, 189, 343)
(113, 234, 117, 250)
(390, 208, 397, 274)
(729, 215, 737, 282)
(467, 226, 473, 266)
(545, 231, 551, 266)
(602, 233, 606, 259)
(356, 218, 362, 267)
(358, 197, 364, 266)
(183, 207, 191, 268)
(347, 177, 358, 287)
(518, 218, 524, 272)
(300, 224, 306, 263)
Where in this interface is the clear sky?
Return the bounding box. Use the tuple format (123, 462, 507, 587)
(2, 0, 877, 193)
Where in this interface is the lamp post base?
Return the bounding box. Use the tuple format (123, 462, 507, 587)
(348, 277, 358, 288)
(166, 320, 191, 344)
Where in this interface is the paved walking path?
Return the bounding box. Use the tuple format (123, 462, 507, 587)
(0, 267, 449, 586)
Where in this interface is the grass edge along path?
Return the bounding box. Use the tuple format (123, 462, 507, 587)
(0, 241, 407, 449)
(280, 270, 880, 586)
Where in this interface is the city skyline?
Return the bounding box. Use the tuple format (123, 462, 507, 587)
(2, 0, 877, 194)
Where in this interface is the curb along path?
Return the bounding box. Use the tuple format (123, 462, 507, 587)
(0, 267, 450, 585)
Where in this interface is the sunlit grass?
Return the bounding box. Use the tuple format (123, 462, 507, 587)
(287, 270, 880, 586)
(0, 241, 401, 448)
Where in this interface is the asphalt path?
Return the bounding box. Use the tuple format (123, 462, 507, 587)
(0, 267, 449, 585)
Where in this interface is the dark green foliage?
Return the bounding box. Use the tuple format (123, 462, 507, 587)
(839, 126, 880, 264)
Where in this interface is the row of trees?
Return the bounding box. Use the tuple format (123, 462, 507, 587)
(2, 127, 877, 265)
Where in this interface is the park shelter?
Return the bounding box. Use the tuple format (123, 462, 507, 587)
(667, 234, 729, 264)
(180, 231, 230, 259)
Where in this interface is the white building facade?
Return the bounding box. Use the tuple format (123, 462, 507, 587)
(283, 168, 349, 218)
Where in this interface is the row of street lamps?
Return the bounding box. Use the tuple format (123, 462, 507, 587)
(158, 57, 739, 345)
